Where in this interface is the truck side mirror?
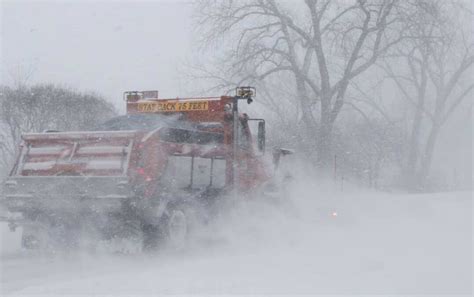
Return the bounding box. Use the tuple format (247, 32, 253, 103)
(257, 121, 265, 152)
(272, 148, 295, 169)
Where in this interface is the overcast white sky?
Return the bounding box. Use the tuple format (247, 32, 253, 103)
(1, 0, 194, 112)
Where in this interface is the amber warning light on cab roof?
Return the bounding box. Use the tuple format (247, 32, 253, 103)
(123, 90, 159, 102)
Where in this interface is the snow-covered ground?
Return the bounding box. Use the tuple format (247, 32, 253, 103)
(0, 183, 471, 296)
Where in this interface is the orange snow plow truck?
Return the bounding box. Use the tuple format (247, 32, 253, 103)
(1, 87, 273, 250)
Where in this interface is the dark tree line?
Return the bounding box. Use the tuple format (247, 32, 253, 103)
(0, 84, 116, 176)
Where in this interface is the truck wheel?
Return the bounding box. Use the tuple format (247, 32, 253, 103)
(167, 209, 188, 249)
(21, 225, 51, 250)
(142, 223, 161, 251)
(141, 208, 170, 251)
(21, 232, 41, 250)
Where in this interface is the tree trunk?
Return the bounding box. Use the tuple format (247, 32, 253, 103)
(295, 74, 318, 162)
(405, 96, 425, 189)
(405, 61, 428, 190)
(418, 122, 440, 189)
(318, 96, 333, 170)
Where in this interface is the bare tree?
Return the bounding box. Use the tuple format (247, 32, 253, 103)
(382, 0, 473, 189)
(194, 0, 406, 169)
(336, 99, 403, 188)
(0, 84, 117, 176)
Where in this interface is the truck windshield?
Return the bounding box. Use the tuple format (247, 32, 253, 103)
(94, 114, 189, 131)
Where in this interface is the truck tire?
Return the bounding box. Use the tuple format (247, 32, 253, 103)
(141, 205, 191, 251)
(167, 209, 188, 249)
(21, 226, 44, 250)
(141, 208, 170, 251)
(21, 222, 77, 251)
(142, 223, 163, 251)
(20, 213, 57, 251)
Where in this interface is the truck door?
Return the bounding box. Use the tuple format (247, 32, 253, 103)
(159, 156, 226, 192)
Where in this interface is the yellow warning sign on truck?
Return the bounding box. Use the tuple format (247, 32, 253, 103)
(137, 101, 209, 113)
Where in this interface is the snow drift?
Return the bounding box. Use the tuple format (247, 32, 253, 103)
(0, 178, 471, 296)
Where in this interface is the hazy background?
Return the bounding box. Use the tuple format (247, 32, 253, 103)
(1, 0, 471, 189)
(1, 0, 195, 111)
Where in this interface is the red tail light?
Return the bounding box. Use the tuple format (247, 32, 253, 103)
(136, 167, 146, 176)
(136, 167, 152, 182)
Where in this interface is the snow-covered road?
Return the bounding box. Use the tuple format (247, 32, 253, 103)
(0, 187, 471, 296)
